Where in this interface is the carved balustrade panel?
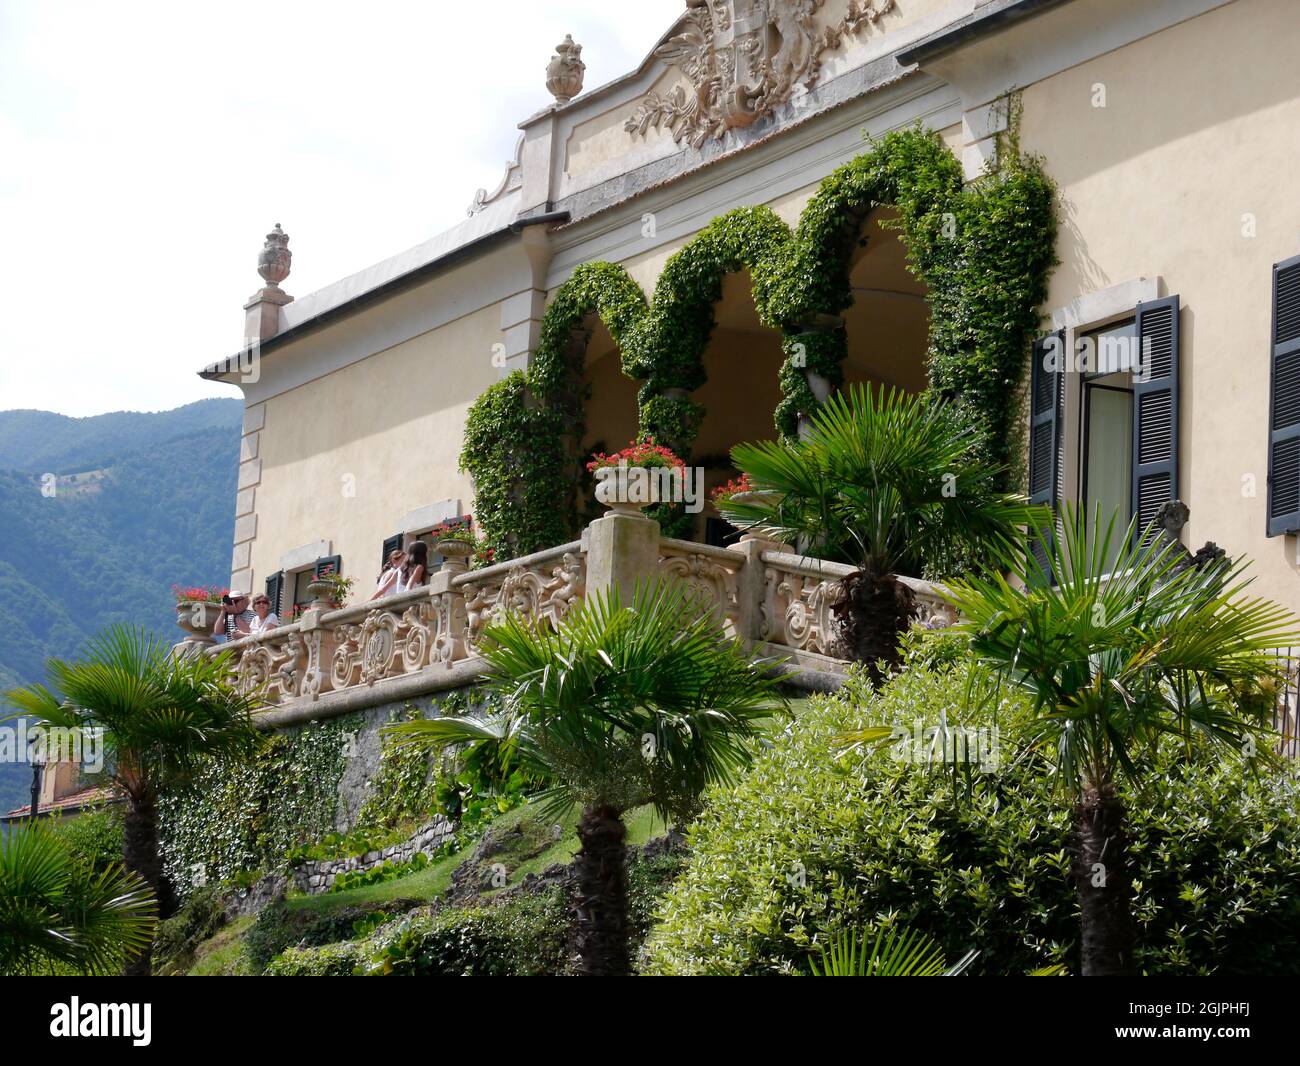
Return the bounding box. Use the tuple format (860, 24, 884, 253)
(456, 545, 586, 652)
(658, 539, 743, 635)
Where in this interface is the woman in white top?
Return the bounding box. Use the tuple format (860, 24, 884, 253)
(395, 541, 429, 592)
(371, 548, 405, 600)
(249, 593, 280, 634)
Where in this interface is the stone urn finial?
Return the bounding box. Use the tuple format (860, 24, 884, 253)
(257, 222, 292, 290)
(545, 34, 585, 105)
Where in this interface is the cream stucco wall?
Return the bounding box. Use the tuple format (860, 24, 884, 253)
(246, 300, 502, 597)
(1018, 0, 1300, 611)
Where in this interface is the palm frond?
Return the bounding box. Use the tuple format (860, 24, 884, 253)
(0, 826, 155, 976)
(3, 624, 263, 797)
(944, 505, 1300, 789)
(416, 581, 789, 821)
(722, 383, 1045, 575)
(808, 926, 978, 976)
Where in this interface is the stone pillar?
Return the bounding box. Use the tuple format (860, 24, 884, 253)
(735, 533, 782, 644)
(230, 403, 264, 593)
(584, 511, 660, 607)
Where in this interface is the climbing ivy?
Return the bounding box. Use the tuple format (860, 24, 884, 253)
(353, 706, 440, 833)
(462, 121, 1056, 558)
(159, 713, 362, 897)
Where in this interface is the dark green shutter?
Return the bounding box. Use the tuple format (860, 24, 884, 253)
(381, 533, 404, 572)
(1027, 330, 1064, 581)
(265, 571, 285, 616)
(1268, 255, 1300, 536)
(314, 555, 342, 578)
(1131, 296, 1180, 542)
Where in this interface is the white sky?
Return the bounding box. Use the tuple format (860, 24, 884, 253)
(0, 0, 682, 417)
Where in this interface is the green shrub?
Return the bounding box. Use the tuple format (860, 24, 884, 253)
(244, 898, 420, 974)
(643, 660, 1300, 976)
(152, 885, 227, 976)
(50, 806, 124, 873)
(263, 942, 361, 977)
(363, 890, 571, 976)
(628, 850, 687, 950)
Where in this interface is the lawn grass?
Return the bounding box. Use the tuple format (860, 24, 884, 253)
(187, 916, 254, 976)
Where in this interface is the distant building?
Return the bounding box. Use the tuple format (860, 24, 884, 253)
(2, 759, 120, 824)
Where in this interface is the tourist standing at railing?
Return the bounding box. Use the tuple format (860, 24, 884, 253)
(371, 548, 405, 600)
(395, 541, 428, 592)
(212, 591, 253, 641)
(249, 593, 279, 634)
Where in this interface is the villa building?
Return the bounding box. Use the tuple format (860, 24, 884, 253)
(197, 0, 1300, 722)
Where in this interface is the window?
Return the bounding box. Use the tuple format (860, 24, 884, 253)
(377, 517, 473, 588)
(264, 570, 285, 616)
(1079, 319, 1136, 567)
(1027, 296, 1180, 562)
(1268, 254, 1300, 536)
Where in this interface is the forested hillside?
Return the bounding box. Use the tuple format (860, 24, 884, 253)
(0, 398, 242, 811)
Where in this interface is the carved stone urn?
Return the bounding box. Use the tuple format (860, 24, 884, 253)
(545, 35, 585, 105)
(306, 578, 335, 611)
(257, 223, 292, 290)
(594, 465, 664, 515)
(435, 537, 474, 574)
(721, 489, 784, 537)
(176, 601, 217, 644)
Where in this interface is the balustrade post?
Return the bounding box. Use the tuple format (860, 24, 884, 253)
(584, 511, 660, 606)
(735, 533, 782, 644)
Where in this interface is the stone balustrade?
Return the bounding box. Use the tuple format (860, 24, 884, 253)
(195, 513, 952, 715)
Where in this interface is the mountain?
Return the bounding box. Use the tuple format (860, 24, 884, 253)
(0, 398, 243, 812)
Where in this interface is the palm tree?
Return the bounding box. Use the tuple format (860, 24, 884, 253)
(719, 384, 1042, 676)
(0, 824, 156, 976)
(4, 625, 262, 975)
(387, 582, 788, 976)
(943, 508, 1300, 975)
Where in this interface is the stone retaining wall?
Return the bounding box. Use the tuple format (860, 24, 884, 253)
(290, 817, 455, 895)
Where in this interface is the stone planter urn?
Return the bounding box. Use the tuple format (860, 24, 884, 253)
(719, 488, 784, 535)
(175, 601, 218, 644)
(306, 578, 336, 611)
(594, 465, 665, 516)
(727, 489, 782, 510)
(435, 537, 474, 574)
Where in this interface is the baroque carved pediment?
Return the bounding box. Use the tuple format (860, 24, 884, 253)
(625, 0, 895, 148)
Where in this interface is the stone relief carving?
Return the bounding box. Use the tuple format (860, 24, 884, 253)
(460, 552, 586, 651)
(625, 0, 895, 148)
(762, 568, 842, 655)
(660, 548, 741, 631)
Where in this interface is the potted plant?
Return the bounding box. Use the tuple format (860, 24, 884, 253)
(307, 572, 353, 611)
(587, 438, 685, 514)
(429, 516, 477, 571)
(710, 473, 783, 534)
(172, 585, 225, 642)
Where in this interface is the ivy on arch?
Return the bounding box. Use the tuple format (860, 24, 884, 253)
(462, 123, 1056, 559)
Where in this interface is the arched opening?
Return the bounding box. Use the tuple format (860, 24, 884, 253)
(840, 208, 930, 395)
(580, 316, 641, 524)
(686, 208, 931, 543)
